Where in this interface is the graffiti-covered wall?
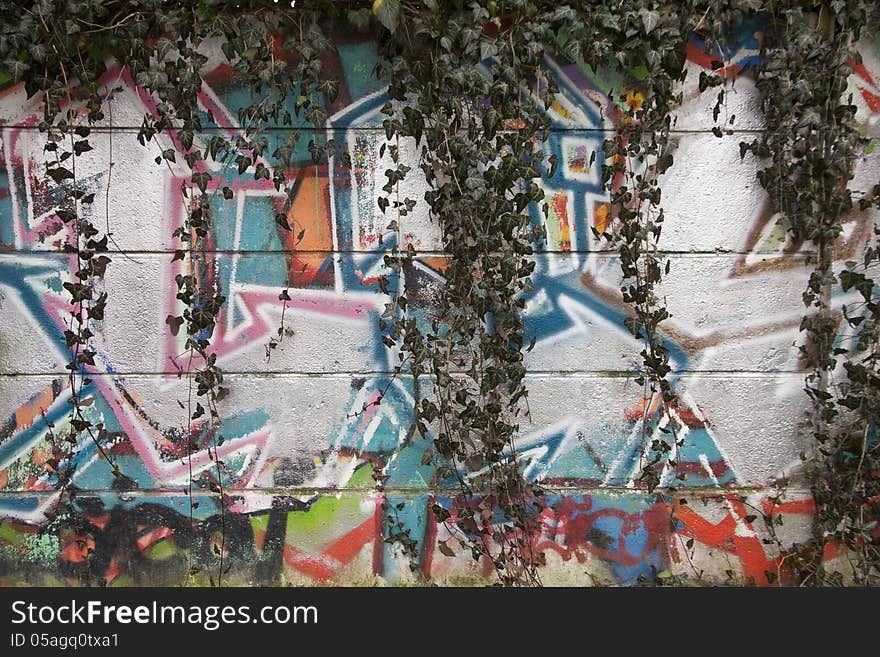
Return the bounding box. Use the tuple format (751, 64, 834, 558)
(0, 23, 879, 587)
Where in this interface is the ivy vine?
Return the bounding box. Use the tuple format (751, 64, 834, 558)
(739, 0, 880, 585)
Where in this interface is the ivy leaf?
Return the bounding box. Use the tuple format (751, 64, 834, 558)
(480, 40, 498, 61)
(77, 349, 96, 366)
(347, 8, 371, 31)
(639, 8, 660, 34)
(437, 540, 456, 558)
(156, 37, 175, 62)
(237, 155, 252, 174)
(526, 334, 537, 352)
(191, 172, 211, 193)
(46, 167, 74, 184)
(70, 418, 92, 433)
(179, 130, 194, 151)
(165, 315, 184, 336)
(63, 330, 81, 347)
(4, 59, 29, 81)
(254, 162, 270, 180)
(372, 0, 400, 32)
(90, 256, 111, 278)
(87, 294, 107, 320)
(73, 140, 92, 156)
(63, 282, 92, 302)
(431, 504, 450, 523)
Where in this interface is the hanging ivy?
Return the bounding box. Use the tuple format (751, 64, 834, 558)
(374, 0, 569, 585)
(739, 0, 880, 585)
(564, 1, 695, 492)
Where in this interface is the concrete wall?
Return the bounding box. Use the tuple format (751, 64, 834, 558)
(0, 25, 878, 586)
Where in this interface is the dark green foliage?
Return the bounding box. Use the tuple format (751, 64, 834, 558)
(376, 0, 561, 586)
(737, 1, 880, 585)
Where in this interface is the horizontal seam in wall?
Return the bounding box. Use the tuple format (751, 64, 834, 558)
(0, 124, 769, 135)
(0, 371, 811, 378)
(0, 485, 790, 497)
(0, 249, 817, 257)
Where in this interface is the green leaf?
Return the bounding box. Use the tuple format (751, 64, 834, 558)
(254, 162, 270, 180)
(191, 172, 211, 193)
(431, 504, 450, 523)
(3, 59, 29, 81)
(639, 8, 659, 34)
(73, 140, 92, 156)
(46, 167, 74, 184)
(372, 0, 400, 32)
(347, 8, 371, 31)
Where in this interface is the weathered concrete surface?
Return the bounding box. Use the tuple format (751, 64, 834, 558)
(0, 27, 879, 586)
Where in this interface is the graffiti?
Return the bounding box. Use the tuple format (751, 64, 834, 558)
(0, 25, 878, 585)
(0, 485, 827, 586)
